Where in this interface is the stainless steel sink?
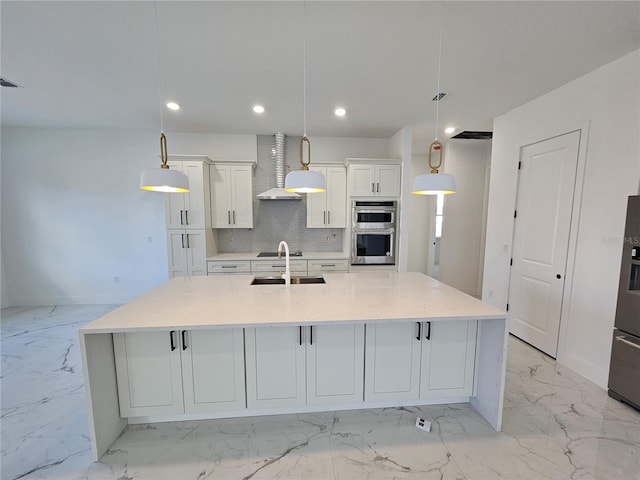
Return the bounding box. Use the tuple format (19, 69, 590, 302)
(250, 276, 325, 285)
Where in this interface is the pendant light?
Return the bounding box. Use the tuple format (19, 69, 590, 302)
(284, 2, 326, 194)
(139, 2, 189, 193)
(412, 5, 456, 196)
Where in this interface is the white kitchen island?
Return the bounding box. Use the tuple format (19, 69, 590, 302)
(80, 272, 508, 461)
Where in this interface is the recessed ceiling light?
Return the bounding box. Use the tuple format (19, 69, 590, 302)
(334, 107, 346, 117)
(253, 105, 265, 114)
(166, 102, 180, 111)
(445, 127, 455, 134)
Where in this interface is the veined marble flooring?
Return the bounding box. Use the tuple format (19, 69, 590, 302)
(1, 305, 639, 480)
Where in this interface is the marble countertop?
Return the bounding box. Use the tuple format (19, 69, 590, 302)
(81, 272, 506, 334)
(207, 252, 349, 261)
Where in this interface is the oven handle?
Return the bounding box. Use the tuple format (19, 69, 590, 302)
(352, 228, 395, 235)
(615, 335, 640, 351)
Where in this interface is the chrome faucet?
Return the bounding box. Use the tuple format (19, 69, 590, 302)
(277, 240, 291, 286)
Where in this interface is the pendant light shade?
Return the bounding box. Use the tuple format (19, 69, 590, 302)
(283, 3, 326, 194)
(139, 3, 189, 194)
(285, 136, 326, 193)
(139, 133, 189, 193)
(412, 173, 456, 195)
(412, 5, 456, 197)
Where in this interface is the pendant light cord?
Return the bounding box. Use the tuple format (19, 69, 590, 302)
(153, 1, 164, 135)
(434, 3, 444, 141)
(302, 1, 307, 138)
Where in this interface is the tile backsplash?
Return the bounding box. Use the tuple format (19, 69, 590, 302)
(215, 135, 344, 253)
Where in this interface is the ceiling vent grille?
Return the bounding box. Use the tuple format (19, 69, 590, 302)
(1, 77, 21, 88)
(431, 92, 447, 102)
(451, 131, 493, 140)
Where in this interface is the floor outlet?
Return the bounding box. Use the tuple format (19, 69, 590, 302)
(415, 417, 431, 432)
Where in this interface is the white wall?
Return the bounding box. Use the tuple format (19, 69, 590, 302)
(311, 136, 389, 164)
(390, 127, 414, 273)
(483, 50, 640, 387)
(439, 139, 491, 297)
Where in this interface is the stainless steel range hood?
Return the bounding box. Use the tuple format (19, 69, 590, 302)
(256, 132, 301, 200)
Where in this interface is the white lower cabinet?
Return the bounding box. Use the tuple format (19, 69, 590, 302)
(364, 320, 477, 402)
(167, 230, 209, 278)
(245, 324, 365, 409)
(113, 329, 245, 417)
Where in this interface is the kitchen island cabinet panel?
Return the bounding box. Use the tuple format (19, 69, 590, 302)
(364, 323, 422, 401)
(113, 331, 184, 417)
(307, 324, 364, 405)
(245, 327, 306, 409)
(181, 329, 246, 413)
(420, 320, 477, 398)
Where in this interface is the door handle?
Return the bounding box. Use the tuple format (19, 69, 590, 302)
(416, 322, 421, 340)
(377, 182, 380, 193)
(310, 326, 313, 345)
(185, 234, 190, 248)
(371, 182, 375, 193)
(180, 210, 184, 225)
(185, 210, 189, 225)
(169, 330, 176, 351)
(323, 211, 326, 225)
(181, 330, 188, 350)
(233, 211, 236, 224)
(328, 211, 331, 224)
(616, 335, 640, 351)
(181, 234, 185, 249)
(425, 321, 431, 340)
(299, 326, 303, 346)
(228, 210, 231, 225)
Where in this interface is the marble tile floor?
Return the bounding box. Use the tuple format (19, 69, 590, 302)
(1, 305, 639, 480)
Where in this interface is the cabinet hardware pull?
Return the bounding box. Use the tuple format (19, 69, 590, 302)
(180, 210, 184, 225)
(377, 182, 380, 193)
(170, 330, 176, 351)
(320, 264, 335, 267)
(185, 210, 189, 225)
(328, 211, 331, 224)
(616, 335, 640, 351)
(185, 234, 190, 248)
(233, 211, 236, 224)
(371, 182, 375, 193)
(221, 265, 237, 269)
(425, 321, 431, 340)
(181, 330, 188, 350)
(324, 211, 326, 225)
(416, 322, 421, 340)
(299, 326, 303, 346)
(310, 326, 313, 345)
(181, 234, 185, 249)
(228, 211, 231, 225)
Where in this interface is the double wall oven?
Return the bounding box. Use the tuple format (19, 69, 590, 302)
(351, 201, 397, 265)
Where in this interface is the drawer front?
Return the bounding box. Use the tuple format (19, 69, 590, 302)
(207, 261, 251, 274)
(251, 259, 307, 273)
(308, 259, 349, 273)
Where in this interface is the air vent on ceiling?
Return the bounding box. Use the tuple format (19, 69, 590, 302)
(451, 131, 493, 140)
(432, 92, 447, 102)
(1, 77, 21, 88)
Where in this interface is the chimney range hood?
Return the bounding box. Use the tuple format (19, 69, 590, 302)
(256, 133, 301, 200)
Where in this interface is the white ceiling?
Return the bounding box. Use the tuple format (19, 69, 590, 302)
(2, 1, 639, 150)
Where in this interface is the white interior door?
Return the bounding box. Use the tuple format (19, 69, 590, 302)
(508, 130, 580, 357)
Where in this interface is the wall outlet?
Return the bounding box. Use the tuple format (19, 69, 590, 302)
(415, 417, 431, 432)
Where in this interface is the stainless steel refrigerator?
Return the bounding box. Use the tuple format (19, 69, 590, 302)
(608, 195, 640, 410)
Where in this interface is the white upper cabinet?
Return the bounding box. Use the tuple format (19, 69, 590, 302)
(347, 159, 401, 197)
(165, 159, 211, 229)
(307, 165, 347, 228)
(210, 163, 255, 229)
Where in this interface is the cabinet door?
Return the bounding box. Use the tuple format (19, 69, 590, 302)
(376, 164, 401, 197)
(326, 167, 347, 227)
(182, 162, 207, 228)
(307, 324, 364, 406)
(245, 327, 306, 409)
(419, 320, 477, 399)
(307, 167, 328, 228)
(181, 329, 246, 413)
(184, 231, 207, 276)
(364, 323, 422, 402)
(229, 166, 253, 228)
(113, 331, 184, 417)
(167, 231, 188, 278)
(349, 165, 376, 196)
(210, 165, 232, 228)
(165, 162, 187, 229)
